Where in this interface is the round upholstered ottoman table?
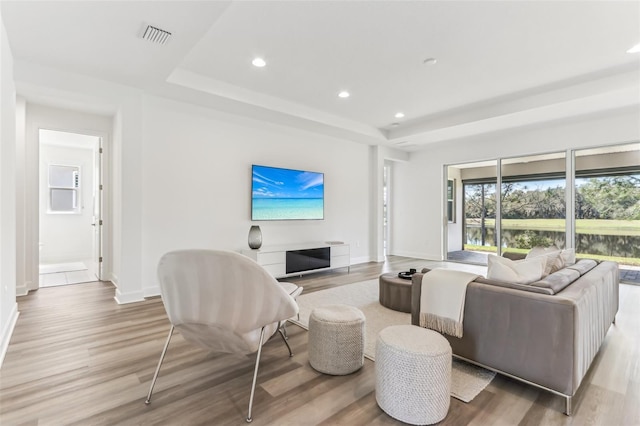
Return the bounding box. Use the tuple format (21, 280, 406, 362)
(376, 325, 451, 425)
(308, 304, 365, 375)
(379, 273, 413, 313)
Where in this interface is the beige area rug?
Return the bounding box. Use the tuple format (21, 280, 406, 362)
(291, 279, 496, 403)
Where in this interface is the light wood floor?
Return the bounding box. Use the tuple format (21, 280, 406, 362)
(1, 256, 639, 425)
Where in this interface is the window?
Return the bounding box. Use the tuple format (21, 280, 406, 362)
(446, 143, 640, 270)
(48, 164, 80, 213)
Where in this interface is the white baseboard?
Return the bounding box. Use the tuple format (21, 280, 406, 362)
(16, 278, 35, 295)
(15, 283, 28, 297)
(390, 250, 442, 261)
(350, 256, 375, 265)
(0, 303, 19, 369)
(110, 273, 119, 287)
(143, 286, 160, 298)
(114, 288, 145, 304)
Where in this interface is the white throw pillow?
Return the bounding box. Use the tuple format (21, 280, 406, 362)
(526, 246, 561, 277)
(487, 254, 546, 285)
(550, 248, 576, 273)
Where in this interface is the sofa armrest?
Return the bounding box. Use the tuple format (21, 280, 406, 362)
(411, 272, 426, 326)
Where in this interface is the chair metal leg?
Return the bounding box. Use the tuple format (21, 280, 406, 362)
(278, 328, 293, 357)
(246, 326, 266, 423)
(282, 321, 288, 339)
(145, 325, 175, 405)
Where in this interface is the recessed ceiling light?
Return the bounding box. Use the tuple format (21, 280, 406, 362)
(391, 122, 400, 127)
(395, 112, 405, 118)
(423, 57, 437, 65)
(627, 43, 640, 53)
(252, 57, 266, 67)
(338, 91, 350, 98)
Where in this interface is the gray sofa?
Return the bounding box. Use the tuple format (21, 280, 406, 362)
(411, 259, 619, 415)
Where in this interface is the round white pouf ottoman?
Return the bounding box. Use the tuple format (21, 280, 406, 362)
(308, 304, 365, 375)
(376, 325, 451, 425)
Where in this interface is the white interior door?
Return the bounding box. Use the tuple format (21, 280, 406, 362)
(91, 138, 103, 280)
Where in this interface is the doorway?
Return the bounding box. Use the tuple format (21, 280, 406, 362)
(383, 163, 390, 257)
(38, 129, 102, 287)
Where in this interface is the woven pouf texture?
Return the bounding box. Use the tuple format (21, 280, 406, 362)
(375, 325, 451, 425)
(308, 304, 365, 375)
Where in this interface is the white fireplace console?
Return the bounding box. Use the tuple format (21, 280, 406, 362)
(241, 241, 350, 278)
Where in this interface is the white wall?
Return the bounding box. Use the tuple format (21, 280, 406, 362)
(9, 62, 382, 304)
(14, 59, 634, 306)
(140, 96, 373, 296)
(371, 147, 409, 262)
(392, 109, 640, 260)
(38, 143, 94, 263)
(11, 60, 143, 301)
(14, 97, 27, 299)
(0, 11, 19, 367)
(112, 95, 144, 303)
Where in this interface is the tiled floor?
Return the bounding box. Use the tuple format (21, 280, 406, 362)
(39, 260, 98, 287)
(620, 267, 640, 282)
(447, 250, 640, 285)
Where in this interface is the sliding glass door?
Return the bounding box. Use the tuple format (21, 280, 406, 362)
(446, 161, 497, 263)
(574, 143, 640, 266)
(445, 142, 639, 275)
(500, 153, 566, 256)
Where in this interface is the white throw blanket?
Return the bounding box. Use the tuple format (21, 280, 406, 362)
(420, 268, 480, 338)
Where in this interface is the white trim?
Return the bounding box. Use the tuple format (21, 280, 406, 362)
(566, 150, 576, 249)
(350, 256, 375, 265)
(495, 158, 502, 256)
(389, 250, 440, 261)
(114, 289, 144, 304)
(15, 281, 29, 296)
(0, 303, 19, 368)
(143, 286, 160, 298)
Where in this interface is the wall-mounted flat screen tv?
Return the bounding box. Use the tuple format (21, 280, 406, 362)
(252, 164, 324, 220)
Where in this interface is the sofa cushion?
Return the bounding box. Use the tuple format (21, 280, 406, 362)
(487, 254, 545, 285)
(566, 259, 598, 276)
(530, 268, 580, 293)
(474, 276, 555, 295)
(550, 248, 576, 273)
(526, 246, 561, 277)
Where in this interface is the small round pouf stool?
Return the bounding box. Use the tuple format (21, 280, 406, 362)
(376, 325, 451, 425)
(308, 304, 365, 375)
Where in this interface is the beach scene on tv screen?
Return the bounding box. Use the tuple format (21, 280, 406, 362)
(252, 165, 324, 220)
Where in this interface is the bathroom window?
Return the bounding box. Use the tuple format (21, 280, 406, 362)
(48, 164, 80, 213)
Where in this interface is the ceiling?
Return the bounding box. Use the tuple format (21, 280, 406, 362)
(2, 1, 639, 151)
(40, 129, 99, 150)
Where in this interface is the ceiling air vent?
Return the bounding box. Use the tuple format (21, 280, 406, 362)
(142, 25, 171, 45)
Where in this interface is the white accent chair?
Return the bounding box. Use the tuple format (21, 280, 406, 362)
(144, 249, 300, 423)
